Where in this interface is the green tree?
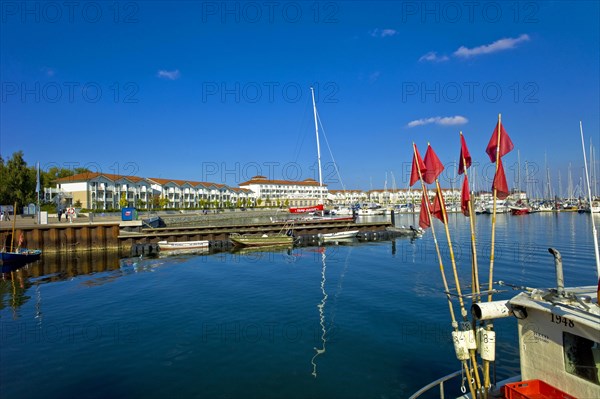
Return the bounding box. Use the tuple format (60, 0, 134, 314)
(158, 197, 169, 208)
(41, 165, 90, 188)
(119, 193, 128, 208)
(0, 151, 37, 207)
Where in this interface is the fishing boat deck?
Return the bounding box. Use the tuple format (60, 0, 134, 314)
(509, 286, 600, 330)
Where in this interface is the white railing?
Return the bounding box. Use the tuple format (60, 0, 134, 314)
(408, 370, 463, 399)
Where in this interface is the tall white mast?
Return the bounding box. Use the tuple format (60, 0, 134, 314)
(568, 163, 573, 201)
(558, 171, 562, 199)
(517, 150, 522, 194)
(579, 121, 600, 279)
(310, 87, 324, 208)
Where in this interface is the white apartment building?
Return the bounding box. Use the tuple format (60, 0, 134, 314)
(239, 175, 327, 207)
(53, 173, 252, 210)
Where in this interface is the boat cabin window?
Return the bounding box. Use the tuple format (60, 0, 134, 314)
(563, 331, 600, 385)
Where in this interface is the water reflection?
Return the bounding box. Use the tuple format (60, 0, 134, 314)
(1, 251, 132, 312)
(311, 247, 328, 377)
(0, 264, 31, 316)
(310, 246, 352, 377)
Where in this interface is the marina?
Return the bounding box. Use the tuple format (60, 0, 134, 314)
(1, 212, 598, 398)
(2, 2, 599, 398)
(0, 215, 392, 255)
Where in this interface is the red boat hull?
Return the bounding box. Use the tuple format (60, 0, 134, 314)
(289, 204, 324, 214)
(510, 208, 530, 215)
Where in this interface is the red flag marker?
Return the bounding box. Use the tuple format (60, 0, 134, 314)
(423, 145, 444, 184)
(486, 121, 514, 162)
(461, 175, 470, 216)
(458, 134, 472, 175)
(419, 193, 431, 229)
(410, 144, 427, 187)
(492, 158, 510, 199)
(432, 189, 445, 223)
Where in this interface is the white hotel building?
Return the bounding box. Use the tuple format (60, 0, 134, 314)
(238, 175, 327, 207)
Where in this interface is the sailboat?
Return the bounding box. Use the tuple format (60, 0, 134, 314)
(287, 88, 354, 222)
(1, 203, 42, 266)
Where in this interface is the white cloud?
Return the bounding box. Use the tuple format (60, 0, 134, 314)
(157, 69, 181, 80)
(419, 51, 449, 63)
(407, 115, 468, 128)
(453, 34, 530, 58)
(370, 28, 398, 38)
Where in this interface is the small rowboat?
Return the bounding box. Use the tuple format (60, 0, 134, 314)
(229, 233, 293, 247)
(0, 249, 42, 265)
(317, 230, 359, 241)
(157, 240, 209, 251)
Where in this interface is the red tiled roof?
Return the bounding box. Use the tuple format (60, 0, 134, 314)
(55, 172, 145, 183)
(147, 178, 223, 188)
(230, 187, 252, 193)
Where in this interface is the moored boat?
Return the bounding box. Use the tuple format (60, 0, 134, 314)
(317, 230, 359, 241)
(157, 240, 209, 250)
(509, 205, 531, 215)
(0, 249, 42, 265)
(289, 204, 324, 214)
(229, 232, 293, 247)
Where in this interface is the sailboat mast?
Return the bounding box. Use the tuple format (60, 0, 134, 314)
(311, 87, 324, 207)
(517, 150, 522, 194)
(579, 121, 600, 279)
(545, 153, 552, 200)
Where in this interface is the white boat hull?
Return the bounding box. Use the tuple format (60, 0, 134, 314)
(158, 240, 209, 250)
(318, 230, 359, 241)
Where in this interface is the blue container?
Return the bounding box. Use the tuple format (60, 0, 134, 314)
(121, 208, 136, 221)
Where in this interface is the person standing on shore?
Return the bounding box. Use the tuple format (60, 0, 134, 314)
(0, 211, 4, 221)
(58, 209, 62, 222)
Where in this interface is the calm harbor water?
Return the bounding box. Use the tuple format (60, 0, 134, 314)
(1, 213, 598, 398)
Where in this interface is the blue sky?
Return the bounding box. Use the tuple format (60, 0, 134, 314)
(1, 1, 599, 194)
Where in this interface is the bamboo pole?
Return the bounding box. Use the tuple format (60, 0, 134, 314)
(460, 132, 480, 301)
(435, 177, 482, 392)
(488, 114, 502, 302)
(483, 114, 503, 394)
(413, 144, 456, 323)
(413, 144, 478, 398)
(434, 179, 468, 319)
(460, 132, 484, 395)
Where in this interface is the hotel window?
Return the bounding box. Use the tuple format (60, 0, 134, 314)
(563, 331, 600, 385)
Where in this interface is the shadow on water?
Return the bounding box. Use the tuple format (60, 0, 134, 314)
(1, 250, 127, 312)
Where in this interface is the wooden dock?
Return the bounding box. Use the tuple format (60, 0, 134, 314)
(2, 219, 393, 254)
